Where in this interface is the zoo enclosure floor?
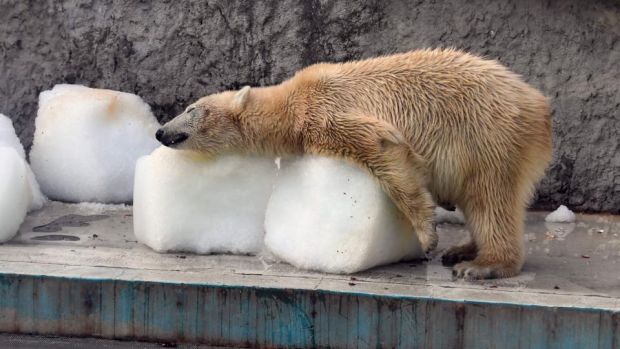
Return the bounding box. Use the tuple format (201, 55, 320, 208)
(0, 202, 618, 348)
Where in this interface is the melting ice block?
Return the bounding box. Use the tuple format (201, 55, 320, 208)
(0, 148, 30, 242)
(0, 114, 45, 211)
(133, 146, 277, 254)
(264, 156, 423, 274)
(30, 84, 160, 203)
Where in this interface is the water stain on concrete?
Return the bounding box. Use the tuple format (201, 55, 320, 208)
(31, 234, 80, 242)
(32, 214, 108, 233)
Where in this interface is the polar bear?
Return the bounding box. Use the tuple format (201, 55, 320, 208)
(156, 48, 552, 279)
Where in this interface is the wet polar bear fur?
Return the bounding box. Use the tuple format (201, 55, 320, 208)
(157, 48, 552, 279)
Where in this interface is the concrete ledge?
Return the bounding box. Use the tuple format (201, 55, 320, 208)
(0, 202, 618, 348)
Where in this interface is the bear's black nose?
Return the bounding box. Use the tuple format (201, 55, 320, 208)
(155, 129, 164, 142)
(157, 130, 189, 147)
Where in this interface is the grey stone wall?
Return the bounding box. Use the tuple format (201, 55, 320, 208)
(1, 0, 618, 212)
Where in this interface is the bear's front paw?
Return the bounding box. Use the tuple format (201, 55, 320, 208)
(441, 243, 477, 266)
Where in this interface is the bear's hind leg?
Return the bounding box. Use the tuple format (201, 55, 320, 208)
(454, 177, 526, 279)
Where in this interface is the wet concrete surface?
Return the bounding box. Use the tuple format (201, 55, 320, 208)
(1, 201, 619, 303)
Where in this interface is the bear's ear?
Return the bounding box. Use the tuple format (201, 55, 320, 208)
(232, 86, 251, 110)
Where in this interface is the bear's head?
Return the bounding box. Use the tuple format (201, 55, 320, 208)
(156, 86, 251, 154)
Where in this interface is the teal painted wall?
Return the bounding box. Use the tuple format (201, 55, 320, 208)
(0, 274, 617, 348)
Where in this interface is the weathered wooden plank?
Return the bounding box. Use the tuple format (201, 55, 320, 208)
(612, 312, 620, 349)
(1, 273, 616, 348)
(549, 308, 610, 349)
(516, 306, 549, 349)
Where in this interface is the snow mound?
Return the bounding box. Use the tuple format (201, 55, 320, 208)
(30, 84, 160, 203)
(0, 148, 30, 242)
(545, 205, 576, 223)
(133, 146, 277, 254)
(264, 156, 423, 274)
(434, 206, 465, 224)
(0, 114, 46, 211)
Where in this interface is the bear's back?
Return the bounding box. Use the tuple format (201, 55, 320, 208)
(289, 49, 551, 198)
(293, 49, 547, 131)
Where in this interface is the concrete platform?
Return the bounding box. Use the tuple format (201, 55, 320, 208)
(0, 202, 618, 348)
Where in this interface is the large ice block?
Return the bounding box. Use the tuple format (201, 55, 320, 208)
(264, 156, 423, 274)
(30, 84, 160, 203)
(133, 146, 277, 254)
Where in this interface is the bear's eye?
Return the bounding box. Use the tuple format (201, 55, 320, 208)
(185, 106, 195, 113)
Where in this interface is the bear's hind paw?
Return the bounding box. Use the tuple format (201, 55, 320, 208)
(452, 260, 520, 280)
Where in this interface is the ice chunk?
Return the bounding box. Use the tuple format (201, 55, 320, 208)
(545, 205, 576, 223)
(264, 156, 423, 274)
(0, 114, 25, 158)
(0, 148, 30, 242)
(30, 84, 160, 203)
(434, 206, 465, 224)
(0, 114, 46, 211)
(133, 146, 277, 254)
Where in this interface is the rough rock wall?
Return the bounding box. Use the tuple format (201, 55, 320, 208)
(1, 0, 618, 212)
